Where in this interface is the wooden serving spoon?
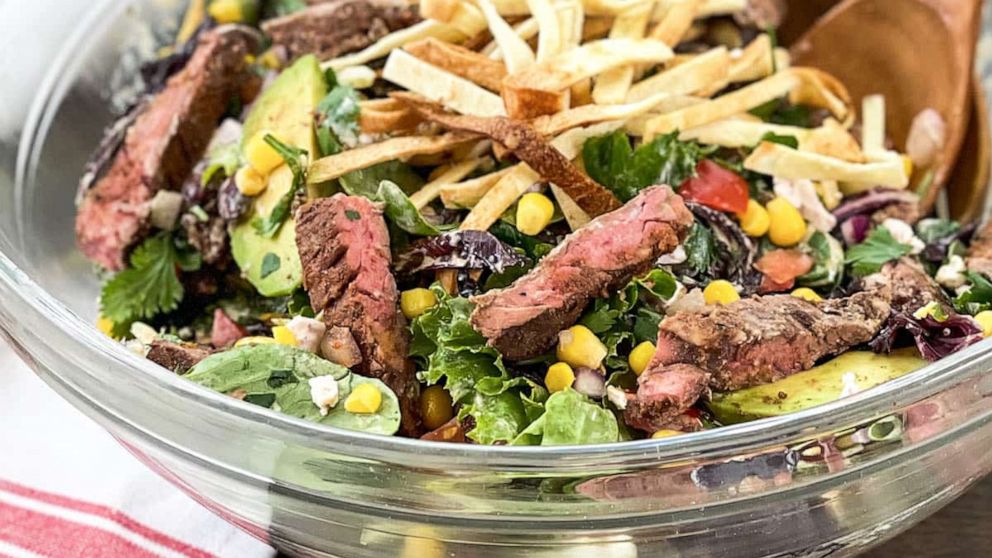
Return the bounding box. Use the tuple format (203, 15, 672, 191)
(788, 0, 983, 213)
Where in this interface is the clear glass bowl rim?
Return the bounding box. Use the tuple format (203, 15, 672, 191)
(6, 0, 992, 472)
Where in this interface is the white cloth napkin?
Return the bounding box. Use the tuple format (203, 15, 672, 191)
(0, 340, 276, 558)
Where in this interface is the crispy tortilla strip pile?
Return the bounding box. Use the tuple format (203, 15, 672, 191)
(302, 0, 897, 238)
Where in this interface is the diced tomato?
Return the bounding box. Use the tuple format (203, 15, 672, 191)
(758, 275, 795, 294)
(754, 249, 815, 286)
(679, 160, 750, 214)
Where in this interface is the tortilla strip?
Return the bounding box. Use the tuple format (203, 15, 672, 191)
(626, 46, 730, 102)
(404, 38, 508, 92)
(460, 164, 542, 230)
(485, 18, 539, 58)
(743, 142, 908, 190)
(410, 158, 485, 209)
(359, 101, 423, 135)
(439, 166, 515, 208)
(591, 2, 653, 104)
(477, 0, 536, 72)
(308, 133, 479, 184)
(861, 94, 888, 161)
(695, 34, 775, 97)
(649, 0, 702, 45)
(528, 0, 563, 62)
(486, 0, 741, 17)
(625, 96, 708, 135)
(323, 20, 465, 71)
(421, 0, 489, 36)
(680, 117, 865, 162)
(642, 69, 800, 139)
(503, 38, 674, 118)
(533, 90, 678, 136)
(789, 67, 853, 124)
(551, 184, 592, 230)
(382, 50, 507, 117)
(397, 95, 622, 216)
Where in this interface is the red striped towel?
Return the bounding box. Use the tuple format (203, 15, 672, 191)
(0, 341, 276, 558)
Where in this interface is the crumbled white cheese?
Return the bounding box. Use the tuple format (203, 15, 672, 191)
(935, 255, 967, 289)
(308, 376, 340, 416)
(287, 316, 327, 353)
(148, 190, 184, 231)
(773, 177, 837, 233)
(606, 385, 628, 410)
(658, 245, 687, 265)
(667, 287, 706, 315)
(129, 322, 158, 345)
(839, 372, 860, 399)
(881, 218, 926, 254)
(336, 65, 378, 89)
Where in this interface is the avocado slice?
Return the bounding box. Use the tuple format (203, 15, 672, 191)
(231, 55, 327, 297)
(706, 349, 925, 424)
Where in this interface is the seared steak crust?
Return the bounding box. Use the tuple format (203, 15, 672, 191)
(863, 258, 947, 315)
(654, 291, 891, 391)
(76, 26, 259, 270)
(146, 340, 212, 374)
(263, 0, 421, 61)
(296, 195, 421, 435)
(470, 186, 695, 361)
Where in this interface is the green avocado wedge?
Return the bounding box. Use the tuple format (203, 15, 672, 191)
(186, 344, 401, 436)
(231, 55, 327, 297)
(706, 349, 926, 424)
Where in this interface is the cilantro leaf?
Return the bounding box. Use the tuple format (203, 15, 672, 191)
(583, 130, 712, 201)
(251, 135, 307, 238)
(99, 233, 185, 325)
(844, 227, 913, 276)
(315, 84, 361, 157)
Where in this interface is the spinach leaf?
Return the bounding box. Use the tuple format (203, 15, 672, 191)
(953, 272, 992, 315)
(759, 131, 799, 149)
(583, 130, 712, 201)
(798, 231, 844, 288)
(683, 223, 717, 276)
(339, 160, 424, 196)
(511, 389, 619, 446)
(749, 98, 813, 127)
(338, 164, 442, 235)
(844, 227, 913, 276)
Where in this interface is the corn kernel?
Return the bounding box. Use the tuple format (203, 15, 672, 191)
(235, 166, 267, 196)
(737, 199, 770, 237)
(245, 131, 285, 175)
(516, 193, 555, 236)
(235, 336, 278, 347)
(345, 383, 383, 414)
(258, 49, 283, 70)
(208, 0, 243, 24)
(766, 197, 807, 247)
(703, 280, 740, 306)
(652, 429, 683, 439)
(96, 316, 116, 337)
(628, 341, 656, 376)
(975, 311, 992, 337)
(815, 180, 843, 210)
(420, 385, 455, 430)
(556, 326, 608, 369)
(401, 288, 438, 320)
(791, 288, 823, 303)
(545, 362, 576, 393)
(902, 154, 914, 178)
(272, 326, 299, 347)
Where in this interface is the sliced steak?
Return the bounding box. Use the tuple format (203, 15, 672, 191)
(967, 221, 992, 276)
(862, 258, 948, 315)
(75, 26, 260, 270)
(146, 340, 212, 373)
(263, 0, 421, 61)
(296, 195, 421, 435)
(470, 186, 694, 361)
(623, 364, 709, 433)
(653, 291, 890, 391)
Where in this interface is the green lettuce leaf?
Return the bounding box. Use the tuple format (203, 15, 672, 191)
(582, 130, 712, 201)
(511, 389, 619, 446)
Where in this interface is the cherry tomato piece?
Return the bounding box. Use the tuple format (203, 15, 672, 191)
(679, 160, 750, 214)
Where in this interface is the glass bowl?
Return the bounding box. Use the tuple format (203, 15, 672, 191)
(2, 2, 992, 556)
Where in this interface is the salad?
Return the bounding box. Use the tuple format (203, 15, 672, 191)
(75, 0, 990, 445)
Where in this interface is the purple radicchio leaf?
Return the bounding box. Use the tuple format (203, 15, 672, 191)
(832, 188, 920, 222)
(920, 222, 976, 265)
(686, 202, 762, 291)
(839, 214, 871, 245)
(869, 311, 983, 361)
(394, 230, 529, 275)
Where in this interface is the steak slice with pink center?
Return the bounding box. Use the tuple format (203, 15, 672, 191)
(470, 185, 694, 361)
